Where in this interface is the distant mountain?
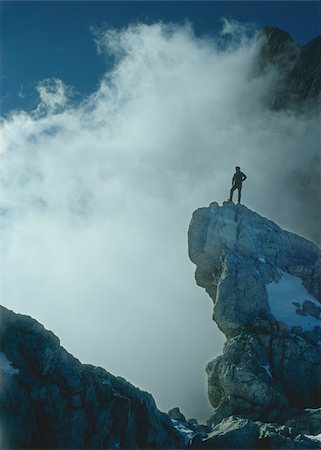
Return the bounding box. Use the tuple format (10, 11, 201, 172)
(255, 27, 321, 111)
(254, 27, 321, 248)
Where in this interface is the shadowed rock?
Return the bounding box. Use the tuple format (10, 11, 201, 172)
(0, 306, 185, 449)
(255, 27, 321, 112)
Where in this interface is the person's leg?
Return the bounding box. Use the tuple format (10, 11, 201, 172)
(238, 186, 242, 203)
(229, 185, 237, 201)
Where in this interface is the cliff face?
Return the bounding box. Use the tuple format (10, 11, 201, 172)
(0, 306, 184, 450)
(188, 202, 321, 430)
(255, 27, 321, 111)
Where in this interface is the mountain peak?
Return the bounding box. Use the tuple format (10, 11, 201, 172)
(255, 26, 321, 111)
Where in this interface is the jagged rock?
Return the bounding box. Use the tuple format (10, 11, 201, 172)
(186, 418, 212, 435)
(254, 28, 321, 247)
(188, 433, 203, 449)
(285, 407, 321, 435)
(255, 27, 300, 76)
(169, 410, 210, 445)
(0, 306, 185, 449)
(168, 406, 187, 422)
(255, 27, 321, 111)
(188, 202, 321, 429)
(187, 418, 198, 426)
(202, 416, 321, 449)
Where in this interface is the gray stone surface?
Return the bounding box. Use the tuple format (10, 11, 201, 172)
(285, 407, 321, 436)
(188, 201, 321, 336)
(0, 305, 184, 449)
(202, 416, 321, 449)
(188, 202, 321, 436)
(168, 407, 187, 422)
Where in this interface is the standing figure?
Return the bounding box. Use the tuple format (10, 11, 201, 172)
(229, 166, 247, 203)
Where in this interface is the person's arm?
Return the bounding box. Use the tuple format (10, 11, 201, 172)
(232, 174, 235, 184)
(241, 173, 247, 181)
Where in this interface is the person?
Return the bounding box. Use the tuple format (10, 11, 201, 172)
(229, 166, 247, 203)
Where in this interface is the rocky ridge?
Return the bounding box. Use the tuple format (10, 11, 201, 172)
(188, 201, 321, 447)
(0, 305, 184, 449)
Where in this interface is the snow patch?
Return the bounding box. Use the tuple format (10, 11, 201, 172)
(266, 272, 321, 332)
(306, 433, 321, 442)
(0, 352, 19, 375)
(171, 419, 200, 443)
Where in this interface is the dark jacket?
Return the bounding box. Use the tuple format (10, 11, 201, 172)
(232, 171, 247, 186)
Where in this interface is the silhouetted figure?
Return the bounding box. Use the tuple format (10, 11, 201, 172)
(229, 166, 247, 203)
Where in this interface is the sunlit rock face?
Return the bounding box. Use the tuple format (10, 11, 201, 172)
(188, 202, 321, 427)
(0, 306, 184, 450)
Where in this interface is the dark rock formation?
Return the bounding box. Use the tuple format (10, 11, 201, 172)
(253, 27, 321, 247)
(0, 305, 185, 449)
(188, 202, 321, 446)
(255, 27, 321, 111)
(167, 407, 211, 447)
(168, 407, 187, 423)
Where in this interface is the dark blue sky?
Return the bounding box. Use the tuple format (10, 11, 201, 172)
(1, 1, 320, 116)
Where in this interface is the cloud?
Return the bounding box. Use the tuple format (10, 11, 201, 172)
(0, 21, 319, 421)
(35, 78, 71, 115)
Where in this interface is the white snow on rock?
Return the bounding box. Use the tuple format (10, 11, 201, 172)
(171, 419, 198, 443)
(306, 433, 321, 442)
(0, 352, 19, 375)
(266, 272, 321, 331)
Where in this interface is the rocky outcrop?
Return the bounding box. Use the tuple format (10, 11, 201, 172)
(0, 305, 185, 449)
(202, 416, 320, 449)
(255, 27, 321, 111)
(188, 202, 321, 438)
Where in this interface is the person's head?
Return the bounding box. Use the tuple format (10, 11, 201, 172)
(236, 166, 240, 172)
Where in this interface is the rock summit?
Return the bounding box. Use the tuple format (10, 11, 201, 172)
(188, 201, 321, 435)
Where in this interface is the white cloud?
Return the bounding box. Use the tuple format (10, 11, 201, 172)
(0, 21, 319, 421)
(35, 78, 70, 115)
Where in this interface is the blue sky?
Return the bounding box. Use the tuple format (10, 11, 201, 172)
(1, 1, 320, 116)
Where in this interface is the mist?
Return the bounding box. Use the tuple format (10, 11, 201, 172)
(0, 21, 319, 422)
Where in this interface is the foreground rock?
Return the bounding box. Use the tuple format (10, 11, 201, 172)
(202, 416, 320, 449)
(188, 202, 321, 439)
(0, 305, 185, 449)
